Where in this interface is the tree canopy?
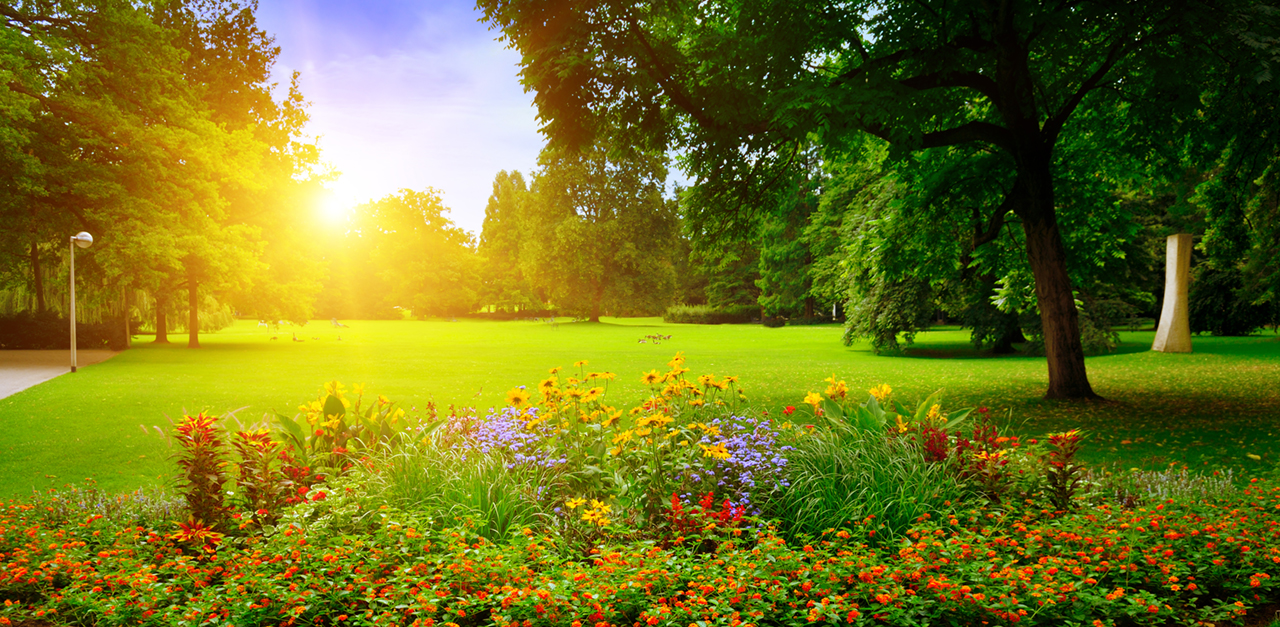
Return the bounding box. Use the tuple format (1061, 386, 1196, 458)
(480, 0, 1280, 399)
(0, 0, 325, 345)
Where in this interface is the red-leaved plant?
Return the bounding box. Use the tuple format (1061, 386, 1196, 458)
(172, 413, 230, 529)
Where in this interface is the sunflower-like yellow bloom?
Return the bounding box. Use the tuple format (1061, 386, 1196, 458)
(803, 391, 823, 408)
(699, 443, 731, 460)
(507, 387, 531, 407)
(641, 370, 663, 385)
(668, 352, 686, 369)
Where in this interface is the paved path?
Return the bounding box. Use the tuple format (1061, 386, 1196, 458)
(0, 350, 120, 399)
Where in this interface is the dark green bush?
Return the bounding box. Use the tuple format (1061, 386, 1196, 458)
(662, 304, 757, 324)
(0, 311, 132, 350)
(1189, 266, 1269, 336)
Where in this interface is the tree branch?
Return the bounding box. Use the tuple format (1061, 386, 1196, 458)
(899, 70, 1000, 102)
(626, 16, 724, 134)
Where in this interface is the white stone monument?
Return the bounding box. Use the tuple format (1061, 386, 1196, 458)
(1152, 233, 1193, 353)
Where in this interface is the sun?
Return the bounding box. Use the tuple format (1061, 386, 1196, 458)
(318, 190, 354, 224)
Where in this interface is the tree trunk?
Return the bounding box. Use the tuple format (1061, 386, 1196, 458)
(155, 295, 169, 343)
(188, 274, 200, 348)
(589, 280, 603, 322)
(30, 241, 46, 313)
(1019, 184, 1099, 399)
(123, 289, 132, 348)
(992, 311, 1024, 354)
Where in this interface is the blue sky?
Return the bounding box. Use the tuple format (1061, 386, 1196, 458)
(256, 0, 544, 235)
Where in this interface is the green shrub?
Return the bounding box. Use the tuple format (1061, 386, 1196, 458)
(662, 304, 757, 324)
(0, 311, 132, 350)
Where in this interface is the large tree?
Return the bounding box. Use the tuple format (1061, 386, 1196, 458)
(479, 0, 1277, 399)
(522, 143, 679, 321)
(478, 170, 542, 312)
(354, 189, 480, 318)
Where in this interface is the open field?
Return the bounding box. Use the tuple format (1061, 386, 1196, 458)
(1, 318, 1277, 498)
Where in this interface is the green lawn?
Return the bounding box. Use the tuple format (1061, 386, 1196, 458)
(1, 318, 1277, 498)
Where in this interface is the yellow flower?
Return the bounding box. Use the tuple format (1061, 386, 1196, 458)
(824, 375, 848, 400)
(698, 374, 716, 387)
(641, 370, 663, 385)
(603, 408, 623, 426)
(507, 387, 531, 407)
(868, 384, 892, 402)
(895, 415, 909, 434)
(598, 372, 617, 381)
(566, 388, 585, 401)
(565, 497, 586, 509)
(611, 430, 634, 445)
(699, 443, 731, 460)
(353, 383, 366, 396)
(668, 352, 686, 368)
(636, 427, 652, 437)
(549, 366, 562, 375)
(588, 499, 611, 513)
(926, 404, 943, 422)
(539, 377, 558, 391)
(803, 391, 823, 408)
(689, 399, 705, 407)
(581, 510, 610, 526)
(974, 450, 1006, 462)
(638, 413, 674, 428)
(724, 375, 739, 384)
(574, 360, 588, 368)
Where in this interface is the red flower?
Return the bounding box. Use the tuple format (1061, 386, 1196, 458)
(783, 406, 796, 416)
(311, 490, 327, 502)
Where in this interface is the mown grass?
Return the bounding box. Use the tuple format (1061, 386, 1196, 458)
(1, 317, 1277, 498)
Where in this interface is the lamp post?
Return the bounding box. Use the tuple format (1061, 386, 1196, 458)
(69, 232, 93, 372)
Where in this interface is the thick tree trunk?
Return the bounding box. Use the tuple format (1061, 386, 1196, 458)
(188, 275, 200, 348)
(30, 241, 46, 313)
(1019, 187, 1099, 399)
(992, 312, 1025, 354)
(155, 295, 169, 343)
(589, 280, 603, 322)
(122, 290, 131, 348)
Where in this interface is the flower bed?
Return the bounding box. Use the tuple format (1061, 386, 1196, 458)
(0, 355, 1277, 626)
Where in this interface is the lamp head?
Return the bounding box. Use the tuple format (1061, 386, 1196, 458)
(72, 232, 93, 249)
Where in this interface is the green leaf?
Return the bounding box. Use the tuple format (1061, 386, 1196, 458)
(323, 394, 346, 419)
(914, 390, 944, 422)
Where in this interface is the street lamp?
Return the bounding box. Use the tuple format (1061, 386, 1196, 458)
(69, 231, 93, 372)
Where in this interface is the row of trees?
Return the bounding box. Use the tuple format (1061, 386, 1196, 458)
(318, 143, 681, 323)
(0, 0, 325, 347)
